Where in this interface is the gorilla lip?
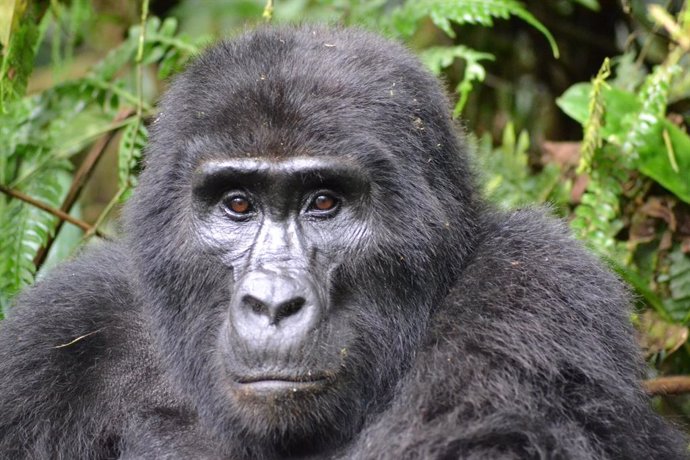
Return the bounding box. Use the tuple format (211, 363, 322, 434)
(235, 375, 329, 393)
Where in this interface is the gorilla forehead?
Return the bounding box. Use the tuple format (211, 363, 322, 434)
(153, 26, 456, 165)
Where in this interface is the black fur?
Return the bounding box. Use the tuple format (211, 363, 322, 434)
(0, 26, 686, 459)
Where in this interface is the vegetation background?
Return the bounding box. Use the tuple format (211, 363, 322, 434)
(1, 0, 690, 429)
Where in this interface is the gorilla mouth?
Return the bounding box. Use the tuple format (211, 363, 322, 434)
(235, 374, 332, 393)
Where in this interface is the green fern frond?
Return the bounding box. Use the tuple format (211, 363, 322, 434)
(570, 58, 631, 260)
(394, 0, 558, 57)
(118, 120, 148, 202)
(669, 249, 690, 300)
(578, 58, 610, 174)
(570, 147, 627, 259)
(0, 153, 71, 315)
(478, 124, 569, 209)
(419, 45, 494, 116)
(47, 0, 93, 76)
(653, 248, 690, 323)
(621, 62, 680, 163)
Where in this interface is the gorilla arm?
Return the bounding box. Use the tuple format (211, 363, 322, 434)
(345, 209, 688, 460)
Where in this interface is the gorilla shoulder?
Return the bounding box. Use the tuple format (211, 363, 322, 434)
(452, 207, 636, 369)
(349, 209, 683, 459)
(1, 243, 139, 354)
(0, 244, 179, 457)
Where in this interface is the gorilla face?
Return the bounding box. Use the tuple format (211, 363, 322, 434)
(188, 154, 443, 450)
(126, 26, 478, 453)
(192, 155, 377, 443)
(193, 157, 367, 379)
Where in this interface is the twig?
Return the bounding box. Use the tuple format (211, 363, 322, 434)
(644, 376, 690, 396)
(83, 185, 127, 241)
(34, 108, 133, 269)
(0, 184, 105, 237)
(53, 328, 105, 348)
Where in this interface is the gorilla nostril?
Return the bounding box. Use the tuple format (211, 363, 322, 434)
(241, 294, 306, 325)
(242, 295, 268, 317)
(272, 297, 306, 325)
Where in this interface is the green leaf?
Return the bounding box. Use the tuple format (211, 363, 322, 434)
(572, 0, 600, 11)
(658, 249, 690, 323)
(0, 150, 71, 314)
(0, 0, 16, 46)
(557, 83, 641, 142)
(558, 65, 689, 203)
(393, 0, 558, 57)
(478, 127, 568, 209)
(556, 83, 591, 125)
(419, 45, 494, 116)
(0, 1, 39, 111)
(637, 122, 690, 204)
(669, 249, 690, 301)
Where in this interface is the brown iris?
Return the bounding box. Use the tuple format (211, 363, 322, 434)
(227, 196, 251, 214)
(313, 194, 337, 211)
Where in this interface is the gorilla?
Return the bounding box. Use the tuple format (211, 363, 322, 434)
(0, 26, 686, 459)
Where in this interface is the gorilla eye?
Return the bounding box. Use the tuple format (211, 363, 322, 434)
(308, 193, 339, 215)
(222, 193, 253, 217)
(314, 194, 336, 211)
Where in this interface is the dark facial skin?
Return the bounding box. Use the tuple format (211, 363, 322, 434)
(192, 157, 370, 396)
(185, 155, 402, 454)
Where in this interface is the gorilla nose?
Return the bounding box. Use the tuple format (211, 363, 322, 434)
(232, 269, 318, 329)
(241, 294, 306, 325)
